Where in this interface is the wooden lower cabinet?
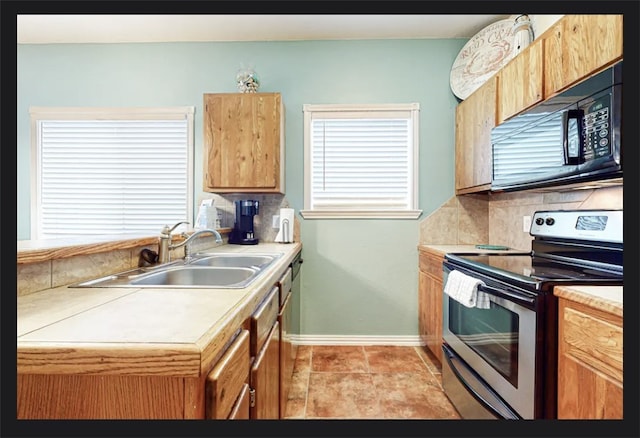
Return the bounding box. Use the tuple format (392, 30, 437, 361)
(250, 286, 280, 357)
(418, 250, 444, 365)
(18, 287, 285, 420)
(17, 374, 186, 419)
(277, 266, 295, 418)
(557, 297, 623, 419)
(18, 330, 252, 420)
(250, 321, 280, 419)
(248, 285, 281, 419)
(228, 383, 251, 419)
(278, 291, 294, 418)
(205, 329, 250, 419)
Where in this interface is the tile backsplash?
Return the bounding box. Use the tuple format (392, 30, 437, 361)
(197, 193, 299, 243)
(418, 194, 489, 245)
(17, 244, 156, 296)
(419, 185, 623, 250)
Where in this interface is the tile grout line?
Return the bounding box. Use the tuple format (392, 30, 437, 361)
(302, 346, 312, 419)
(362, 345, 385, 419)
(413, 346, 444, 391)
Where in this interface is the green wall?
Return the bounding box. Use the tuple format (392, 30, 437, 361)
(17, 38, 465, 336)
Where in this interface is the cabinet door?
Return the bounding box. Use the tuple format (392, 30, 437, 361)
(544, 15, 623, 98)
(250, 321, 280, 419)
(205, 330, 250, 419)
(557, 298, 623, 419)
(203, 92, 284, 193)
(418, 252, 444, 365)
(419, 272, 444, 365)
(497, 41, 543, 123)
(228, 383, 251, 419)
(454, 76, 496, 194)
(278, 291, 294, 418)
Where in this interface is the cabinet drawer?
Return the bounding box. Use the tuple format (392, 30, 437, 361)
(419, 252, 444, 279)
(251, 286, 280, 356)
(561, 305, 623, 382)
(205, 329, 250, 419)
(277, 267, 292, 307)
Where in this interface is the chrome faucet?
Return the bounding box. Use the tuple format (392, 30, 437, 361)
(158, 221, 223, 264)
(171, 228, 223, 262)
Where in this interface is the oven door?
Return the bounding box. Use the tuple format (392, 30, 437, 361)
(442, 262, 538, 419)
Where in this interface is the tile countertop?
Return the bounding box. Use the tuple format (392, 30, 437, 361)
(17, 242, 302, 377)
(418, 244, 529, 257)
(554, 285, 623, 317)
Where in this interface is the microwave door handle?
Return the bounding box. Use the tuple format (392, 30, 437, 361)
(563, 109, 585, 165)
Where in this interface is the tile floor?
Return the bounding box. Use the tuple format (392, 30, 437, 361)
(283, 345, 461, 419)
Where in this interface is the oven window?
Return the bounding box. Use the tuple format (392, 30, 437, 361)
(448, 298, 519, 386)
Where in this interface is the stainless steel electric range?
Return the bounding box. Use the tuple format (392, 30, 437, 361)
(441, 209, 623, 419)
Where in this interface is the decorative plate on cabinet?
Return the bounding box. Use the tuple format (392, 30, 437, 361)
(450, 18, 517, 101)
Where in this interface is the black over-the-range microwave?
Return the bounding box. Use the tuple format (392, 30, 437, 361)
(491, 61, 622, 192)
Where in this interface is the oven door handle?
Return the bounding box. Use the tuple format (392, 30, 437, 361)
(478, 284, 535, 306)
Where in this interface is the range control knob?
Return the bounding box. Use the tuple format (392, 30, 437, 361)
(535, 218, 544, 226)
(545, 217, 555, 226)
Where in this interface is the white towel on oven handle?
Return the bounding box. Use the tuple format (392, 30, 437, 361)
(444, 270, 491, 309)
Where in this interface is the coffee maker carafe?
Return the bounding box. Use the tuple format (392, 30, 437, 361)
(229, 200, 260, 245)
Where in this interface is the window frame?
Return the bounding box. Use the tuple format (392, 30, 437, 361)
(301, 103, 422, 219)
(29, 106, 195, 239)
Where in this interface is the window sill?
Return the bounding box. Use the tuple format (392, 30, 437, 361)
(300, 210, 423, 219)
(17, 228, 232, 265)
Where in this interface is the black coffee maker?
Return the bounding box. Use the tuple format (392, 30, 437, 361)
(229, 200, 260, 245)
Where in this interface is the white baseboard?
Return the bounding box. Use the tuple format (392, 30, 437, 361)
(290, 334, 424, 346)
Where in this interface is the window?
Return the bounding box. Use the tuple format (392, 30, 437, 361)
(301, 103, 421, 219)
(30, 107, 194, 239)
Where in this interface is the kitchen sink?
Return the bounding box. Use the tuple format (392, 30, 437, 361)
(70, 252, 283, 289)
(189, 253, 279, 268)
(130, 266, 258, 287)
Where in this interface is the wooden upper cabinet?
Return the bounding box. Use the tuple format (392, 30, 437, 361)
(544, 15, 623, 98)
(455, 76, 496, 194)
(203, 92, 285, 193)
(497, 40, 543, 123)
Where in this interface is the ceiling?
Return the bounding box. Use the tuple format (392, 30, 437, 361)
(17, 14, 514, 44)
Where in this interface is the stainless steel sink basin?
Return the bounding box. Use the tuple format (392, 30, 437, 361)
(70, 252, 283, 289)
(130, 266, 257, 287)
(189, 253, 278, 268)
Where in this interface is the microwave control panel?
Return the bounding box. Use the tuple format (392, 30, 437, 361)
(583, 94, 611, 160)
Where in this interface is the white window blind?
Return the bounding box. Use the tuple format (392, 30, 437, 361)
(301, 104, 421, 219)
(30, 107, 194, 238)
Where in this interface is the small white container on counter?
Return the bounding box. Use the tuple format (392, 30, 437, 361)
(194, 199, 217, 230)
